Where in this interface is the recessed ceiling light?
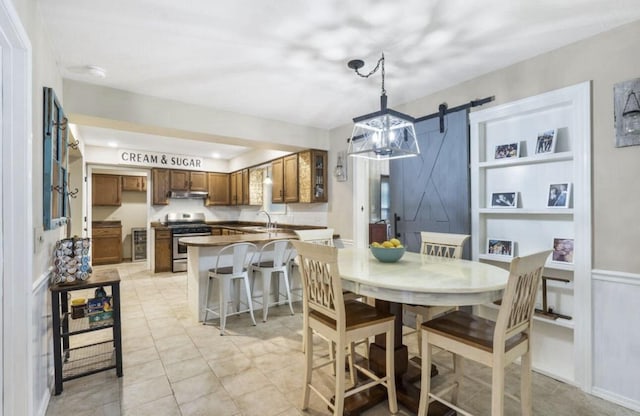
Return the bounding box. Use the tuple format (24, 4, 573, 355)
(211, 152, 221, 159)
(86, 65, 107, 79)
(108, 141, 118, 148)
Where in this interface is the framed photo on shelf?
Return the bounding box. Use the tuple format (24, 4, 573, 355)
(487, 239, 514, 257)
(547, 183, 571, 208)
(494, 142, 519, 159)
(552, 238, 574, 264)
(491, 192, 518, 208)
(535, 129, 557, 154)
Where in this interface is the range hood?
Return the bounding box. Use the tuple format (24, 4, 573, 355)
(169, 190, 208, 199)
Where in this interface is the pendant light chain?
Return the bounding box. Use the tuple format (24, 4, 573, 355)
(353, 53, 386, 96)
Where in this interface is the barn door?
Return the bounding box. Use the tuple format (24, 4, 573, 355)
(390, 108, 470, 256)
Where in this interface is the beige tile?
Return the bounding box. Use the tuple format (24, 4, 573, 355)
(171, 371, 223, 404)
(179, 389, 241, 416)
(122, 358, 166, 386)
(122, 394, 180, 416)
(208, 352, 253, 378)
(153, 332, 194, 352)
(121, 375, 173, 410)
(122, 345, 160, 368)
(221, 367, 272, 398)
(158, 341, 202, 364)
(234, 384, 291, 416)
(164, 356, 210, 383)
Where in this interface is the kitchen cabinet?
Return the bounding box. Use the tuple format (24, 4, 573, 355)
(229, 169, 248, 205)
(170, 170, 207, 192)
(152, 168, 170, 205)
(92, 222, 122, 265)
(298, 150, 328, 203)
(206, 172, 230, 206)
(241, 168, 249, 205)
(50, 269, 122, 395)
(92, 174, 121, 206)
(272, 154, 298, 203)
(121, 175, 146, 192)
(154, 228, 172, 272)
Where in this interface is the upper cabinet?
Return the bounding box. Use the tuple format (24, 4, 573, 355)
(229, 169, 248, 205)
(92, 174, 122, 206)
(241, 168, 250, 205)
(170, 170, 207, 192)
(272, 154, 298, 203)
(121, 175, 146, 192)
(206, 172, 230, 206)
(298, 150, 328, 203)
(152, 168, 170, 205)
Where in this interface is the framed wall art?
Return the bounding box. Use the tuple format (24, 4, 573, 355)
(547, 183, 571, 208)
(487, 239, 514, 257)
(552, 238, 574, 264)
(535, 129, 557, 154)
(491, 192, 518, 208)
(494, 142, 519, 159)
(614, 78, 640, 147)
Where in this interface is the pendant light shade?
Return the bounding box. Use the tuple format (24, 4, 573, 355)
(346, 53, 419, 160)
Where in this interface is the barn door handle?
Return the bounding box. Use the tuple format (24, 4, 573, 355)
(394, 213, 401, 238)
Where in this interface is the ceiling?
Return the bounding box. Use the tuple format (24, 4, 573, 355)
(39, 0, 640, 158)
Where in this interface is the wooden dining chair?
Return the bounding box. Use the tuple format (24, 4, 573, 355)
(249, 239, 295, 322)
(404, 232, 470, 356)
(417, 250, 552, 416)
(202, 242, 258, 335)
(292, 240, 398, 416)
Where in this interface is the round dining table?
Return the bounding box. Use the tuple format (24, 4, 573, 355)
(336, 247, 510, 416)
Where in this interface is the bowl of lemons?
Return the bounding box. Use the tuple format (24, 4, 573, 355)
(369, 238, 406, 263)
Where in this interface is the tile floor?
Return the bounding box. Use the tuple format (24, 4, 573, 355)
(46, 262, 638, 416)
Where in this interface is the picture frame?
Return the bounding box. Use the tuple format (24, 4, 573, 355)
(491, 192, 518, 208)
(494, 142, 519, 159)
(535, 129, 557, 154)
(547, 183, 571, 208)
(487, 239, 514, 257)
(552, 238, 574, 264)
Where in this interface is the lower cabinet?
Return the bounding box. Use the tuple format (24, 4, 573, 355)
(154, 229, 172, 272)
(92, 222, 122, 265)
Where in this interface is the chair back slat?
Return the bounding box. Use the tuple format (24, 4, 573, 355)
(292, 240, 344, 327)
(495, 250, 552, 344)
(255, 239, 294, 267)
(215, 242, 257, 274)
(420, 232, 470, 259)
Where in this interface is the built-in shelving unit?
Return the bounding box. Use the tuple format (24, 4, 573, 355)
(470, 82, 591, 385)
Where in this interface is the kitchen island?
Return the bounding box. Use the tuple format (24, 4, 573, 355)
(179, 231, 296, 321)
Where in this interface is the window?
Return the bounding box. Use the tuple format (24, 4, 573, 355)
(43, 87, 69, 230)
(380, 174, 390, 222)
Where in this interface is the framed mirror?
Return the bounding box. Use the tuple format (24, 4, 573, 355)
(43, 87, 69, 230)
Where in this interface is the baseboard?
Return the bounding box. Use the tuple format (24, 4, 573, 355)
(35, 389, 51, 416)
(591, 387, 640, 413)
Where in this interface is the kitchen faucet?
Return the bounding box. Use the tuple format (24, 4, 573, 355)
(258, 210, 272, 230)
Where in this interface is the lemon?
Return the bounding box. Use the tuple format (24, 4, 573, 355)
(371, 242, 381, 248)
(390, 238, 402, 247)
(381, 241, 394, 248)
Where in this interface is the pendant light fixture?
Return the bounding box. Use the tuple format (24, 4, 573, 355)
(346, 53, 419, 160)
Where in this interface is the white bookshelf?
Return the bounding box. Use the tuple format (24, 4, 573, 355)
(469, 82, 591, 385)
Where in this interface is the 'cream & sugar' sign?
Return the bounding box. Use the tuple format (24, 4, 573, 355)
(118, 149, 203, 170)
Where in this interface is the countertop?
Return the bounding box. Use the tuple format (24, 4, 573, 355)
(178, 231, 295, 247)
(92, 220, 122, 228)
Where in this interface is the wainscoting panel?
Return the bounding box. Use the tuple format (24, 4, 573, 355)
(32, 270, 53, 416)
(592, 269, 640, 412)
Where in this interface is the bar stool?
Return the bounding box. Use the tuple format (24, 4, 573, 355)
(249, 239, 295, 322)
(202, 242, 257, 335)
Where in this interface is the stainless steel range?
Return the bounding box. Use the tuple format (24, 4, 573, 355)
(166, 212, 212, 272)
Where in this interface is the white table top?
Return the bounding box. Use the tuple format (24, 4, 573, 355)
(338, 247, 510, 307)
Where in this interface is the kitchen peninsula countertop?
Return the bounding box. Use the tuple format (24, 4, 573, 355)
(179, 231, 295, 247)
